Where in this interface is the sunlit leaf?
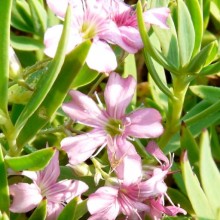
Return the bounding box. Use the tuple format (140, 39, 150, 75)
(181, 151, 215, 219)
(28, 199, 47, 220)
(0, 146, 10, 215)
(5, 147, 55, 171)
(200, 130, 220, 214)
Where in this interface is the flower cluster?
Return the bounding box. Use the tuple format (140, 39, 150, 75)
(44, 0, 170, 72)
(9, 0, 187, 219)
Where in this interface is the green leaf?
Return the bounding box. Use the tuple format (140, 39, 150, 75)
(144, 52, 173, 99)
(180, 123, 199, 166)
(16, 40, 91, 148)
(0, 146, 10, 215)
(0, 0, 13, 113)
(200, 130, 220, 214)
(190, 85, 220, 103)
(27, 0, 47, 36)
(28, 199, 47, 220)
(210, 126, 220, 161)
(58, 198, 87, 220)
(203, 0, 211, 29)
(15, 5, 72, 133)
(199, 61, 220, 76)
(72, 64, 99, 89)
(0, 212, 9, 220)
(148, 32, 168, 111)
(177, 0, 195, 66)
(153, 16, 180, 68)
(185, 0, 203, 56)
(181, 151, 215, 219)
(11, 0, 34, 34)
(5, 147, 55, 171)
(136, 1, 178, 74)
(123, 54, 137, 106)
(187, 41, 218, 73)
(11, 34, 44, 51)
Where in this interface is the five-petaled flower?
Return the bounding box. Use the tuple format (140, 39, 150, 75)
(61, 72, 163, 166)
(9, 150, 88, 220)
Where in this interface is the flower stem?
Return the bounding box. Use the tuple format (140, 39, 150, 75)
(159, 75, 190, 148)
(88, 73, 107, 96)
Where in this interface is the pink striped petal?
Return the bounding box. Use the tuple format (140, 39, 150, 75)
(62, 90, 107, 128)
(146, 141, 170, 169)
(61, 131, 106, 165)
(10, 183, 42, 213)
(107, 137, 141, 184)
(125, 108, 163, 138)
(88, 186, 120, 220)
(104, 72, 136, 118)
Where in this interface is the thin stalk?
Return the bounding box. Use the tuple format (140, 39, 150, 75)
(87, 73, 107, 96)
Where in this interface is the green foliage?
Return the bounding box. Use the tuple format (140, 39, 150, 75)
(5, 147, 55, 171)
(58, 198, 87, 220)
(28, 199, 47, 220)
(0, 147, 10, 215)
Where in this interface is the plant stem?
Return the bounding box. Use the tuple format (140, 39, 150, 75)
(159, 75, 190, 148)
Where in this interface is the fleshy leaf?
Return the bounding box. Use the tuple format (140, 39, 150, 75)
(177, 0, 195, 66)
(200, 130, 220, 214)
(27, 0, 47, 37)
(0, 146, 10, 215)
(0, 0, 12, 113)
(11, 34, 44, 51)
(181, 151, 215, 219)
(58, 198, 87, 220)
(71, 64, 99, 89)
(190, 85, 220, 103)
(16, 40, 91, 149)
(5, 147, 55, 171)
(28, 199, 47, 220)
(15, 5, 72, 133)
(185, 0, 203, 56)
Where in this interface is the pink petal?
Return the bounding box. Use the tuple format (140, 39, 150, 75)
(118, 26, 143, 53)
(146, 141, 170, 169)
(36, 151, 60, 188)
(107, 137, 142, 184)
(47, 202, 64, 220)
(86, 40, 117, 73)
(100, 22, 139, 54)
(47, 180, 88, 202)
(10, 183, 42, 213)
(125, 108, 163, 138)
(143, 7, 170, 29)
(62, 90, 107, 128)
(88, 186, 120, 220)
(46, 0, 69, 18)
(61, 130, 106, 165)
(104, 72, 136, 118)
(44, 25, 81, 58)
(46, 0, 83, 19)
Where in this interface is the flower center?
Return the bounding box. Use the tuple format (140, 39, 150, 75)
(105, 118, 124, 136)
(81, 21, 97, 39)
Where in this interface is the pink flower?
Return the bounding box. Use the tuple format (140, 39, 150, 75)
(87, 141, 186, 220)
(87, 156, 168, 219)
(102, 0, 170, 53)
(10, 150, 88, 220)
(61, 72, 163, 165)
(44, 0, 118, 72)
